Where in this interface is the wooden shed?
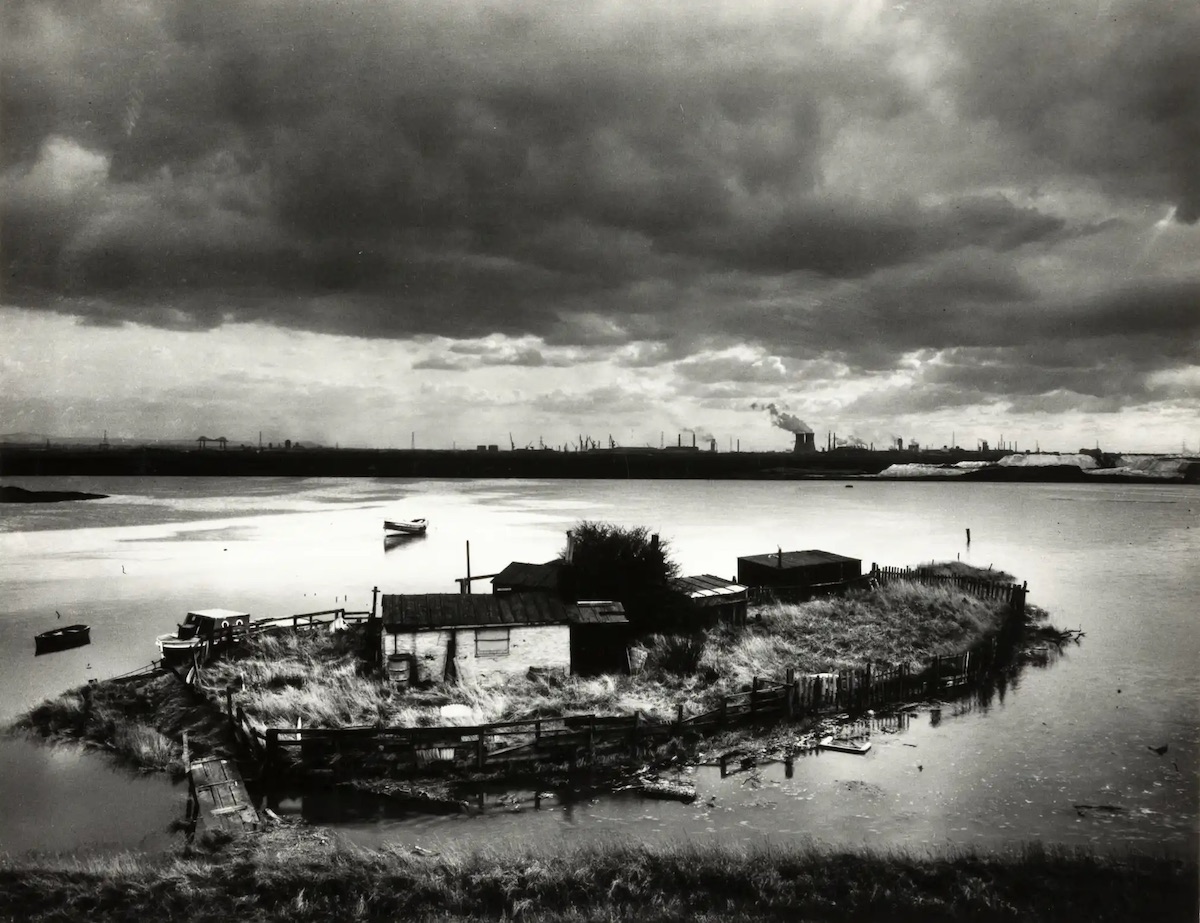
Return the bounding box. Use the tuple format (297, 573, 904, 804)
(381, 593, 627, 685)
(491, 560, 567, 595)
(670, 575, 749, 626)
(737, 549, 862, 599)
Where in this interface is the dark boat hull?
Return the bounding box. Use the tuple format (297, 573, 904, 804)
(35, 625, 91, 655)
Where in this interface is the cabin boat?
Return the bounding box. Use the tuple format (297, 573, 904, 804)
(383, 518, 427, 535)
(35, 624, 90, 655)
(157, 609, 250, 665)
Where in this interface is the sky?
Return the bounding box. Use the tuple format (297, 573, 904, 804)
(2, 0, 1198, 453)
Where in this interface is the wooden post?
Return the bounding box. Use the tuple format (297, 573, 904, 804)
(465, 541, 472, 595)
(676, 702, 684, 732)
(225, 686, 234, 720)
(720, 697, 727, 728)
(751, 677, 759, 717)
(371, 586, 379, 619)
(476, 733, 485, 770)
(265, 729, 278, 778)
(785, 667, 795, 718)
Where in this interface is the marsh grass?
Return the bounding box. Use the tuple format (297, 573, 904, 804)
(916, 560, 1017, 583)
(0, 830, 1193, 922)
(194, 581, 1012, 733)
(14, 671, 236, 777)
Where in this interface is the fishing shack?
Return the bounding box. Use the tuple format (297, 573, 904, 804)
(669, 575, 749, 627)
(380, 593, 628, 686)
(737, 549, 862, 599)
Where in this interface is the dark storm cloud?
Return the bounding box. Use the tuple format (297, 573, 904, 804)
(2, 0, 1197, 424)
(928, 0, 1200, 222)
(0, 0, 938, 332)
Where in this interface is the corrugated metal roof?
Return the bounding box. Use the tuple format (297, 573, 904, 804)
(382, 594, 627, 630)
(738, 549, 860, 569)
(491, 560, 563, 590)
(670, 575, 748, 599)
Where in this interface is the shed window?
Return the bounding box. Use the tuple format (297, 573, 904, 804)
(474, 628, 510, 658)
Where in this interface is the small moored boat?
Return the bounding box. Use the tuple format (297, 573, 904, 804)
(35, 624, 90, 655)
(384, 518, 427, 535)
(818, 735, 872, 755)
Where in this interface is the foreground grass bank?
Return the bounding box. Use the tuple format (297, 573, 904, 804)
(1, 829, 1193, 923)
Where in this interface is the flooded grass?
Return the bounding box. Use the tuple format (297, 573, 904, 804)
(0, 828, 1193, 922)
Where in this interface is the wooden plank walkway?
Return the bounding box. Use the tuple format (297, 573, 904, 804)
(187, 757, 259, 835)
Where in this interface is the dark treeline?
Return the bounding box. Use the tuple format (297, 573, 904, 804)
(1, 445, 1015, 479)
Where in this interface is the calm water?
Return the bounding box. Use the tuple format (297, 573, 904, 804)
(0, 476, 1196, 857)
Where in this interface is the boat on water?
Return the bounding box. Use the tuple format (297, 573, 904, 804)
(384, 518, 427, 535)
(818, 735, 872, 754)
(157, 609, 251, 665)
(35, 624, 90, 655)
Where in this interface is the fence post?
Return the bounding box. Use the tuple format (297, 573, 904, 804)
(720, 697, 728, 728)
(676, 702, 684, 733)
(785, 667, 795, 718)
(476, 733, 486, 770)
(265, 729, 278, 778)
(751, 677, 759, 717)
(225, 686, 234, 720)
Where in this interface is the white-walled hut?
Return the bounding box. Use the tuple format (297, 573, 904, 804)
(380, 593, 628, 686)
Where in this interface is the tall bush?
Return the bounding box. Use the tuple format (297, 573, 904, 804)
(561, 521, 682, 630)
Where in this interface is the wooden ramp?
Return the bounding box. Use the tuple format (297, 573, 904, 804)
(188, 757, 260, 835)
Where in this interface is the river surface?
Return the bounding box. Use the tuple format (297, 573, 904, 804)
(0, 476, 1196, 858)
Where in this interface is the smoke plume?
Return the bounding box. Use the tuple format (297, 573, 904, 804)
(751, 402, 813, 434)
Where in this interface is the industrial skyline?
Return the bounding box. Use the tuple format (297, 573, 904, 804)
(2, 1, 1197, 453)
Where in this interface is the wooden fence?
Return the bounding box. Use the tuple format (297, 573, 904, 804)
(869, 565, 1027, 614)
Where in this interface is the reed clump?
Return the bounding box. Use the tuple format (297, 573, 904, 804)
(0, 830, 1193, 922)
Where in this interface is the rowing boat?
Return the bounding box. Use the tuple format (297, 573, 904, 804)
(384, 518, 427, 535)
(35, 624, 90, 655)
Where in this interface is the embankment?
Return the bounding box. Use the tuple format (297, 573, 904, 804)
(0, 827, 1194, 922)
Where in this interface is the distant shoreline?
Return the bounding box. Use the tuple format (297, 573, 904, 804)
(1, 445, 1196, 483)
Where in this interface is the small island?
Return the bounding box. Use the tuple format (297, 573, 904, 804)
(0, 485, 108, 503)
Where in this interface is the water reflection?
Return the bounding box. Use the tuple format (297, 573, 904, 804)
(384, 533, 426, 553)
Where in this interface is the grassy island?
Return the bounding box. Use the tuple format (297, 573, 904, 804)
(14, 561, 1047, 782)
(1, 827, 1194, 922)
